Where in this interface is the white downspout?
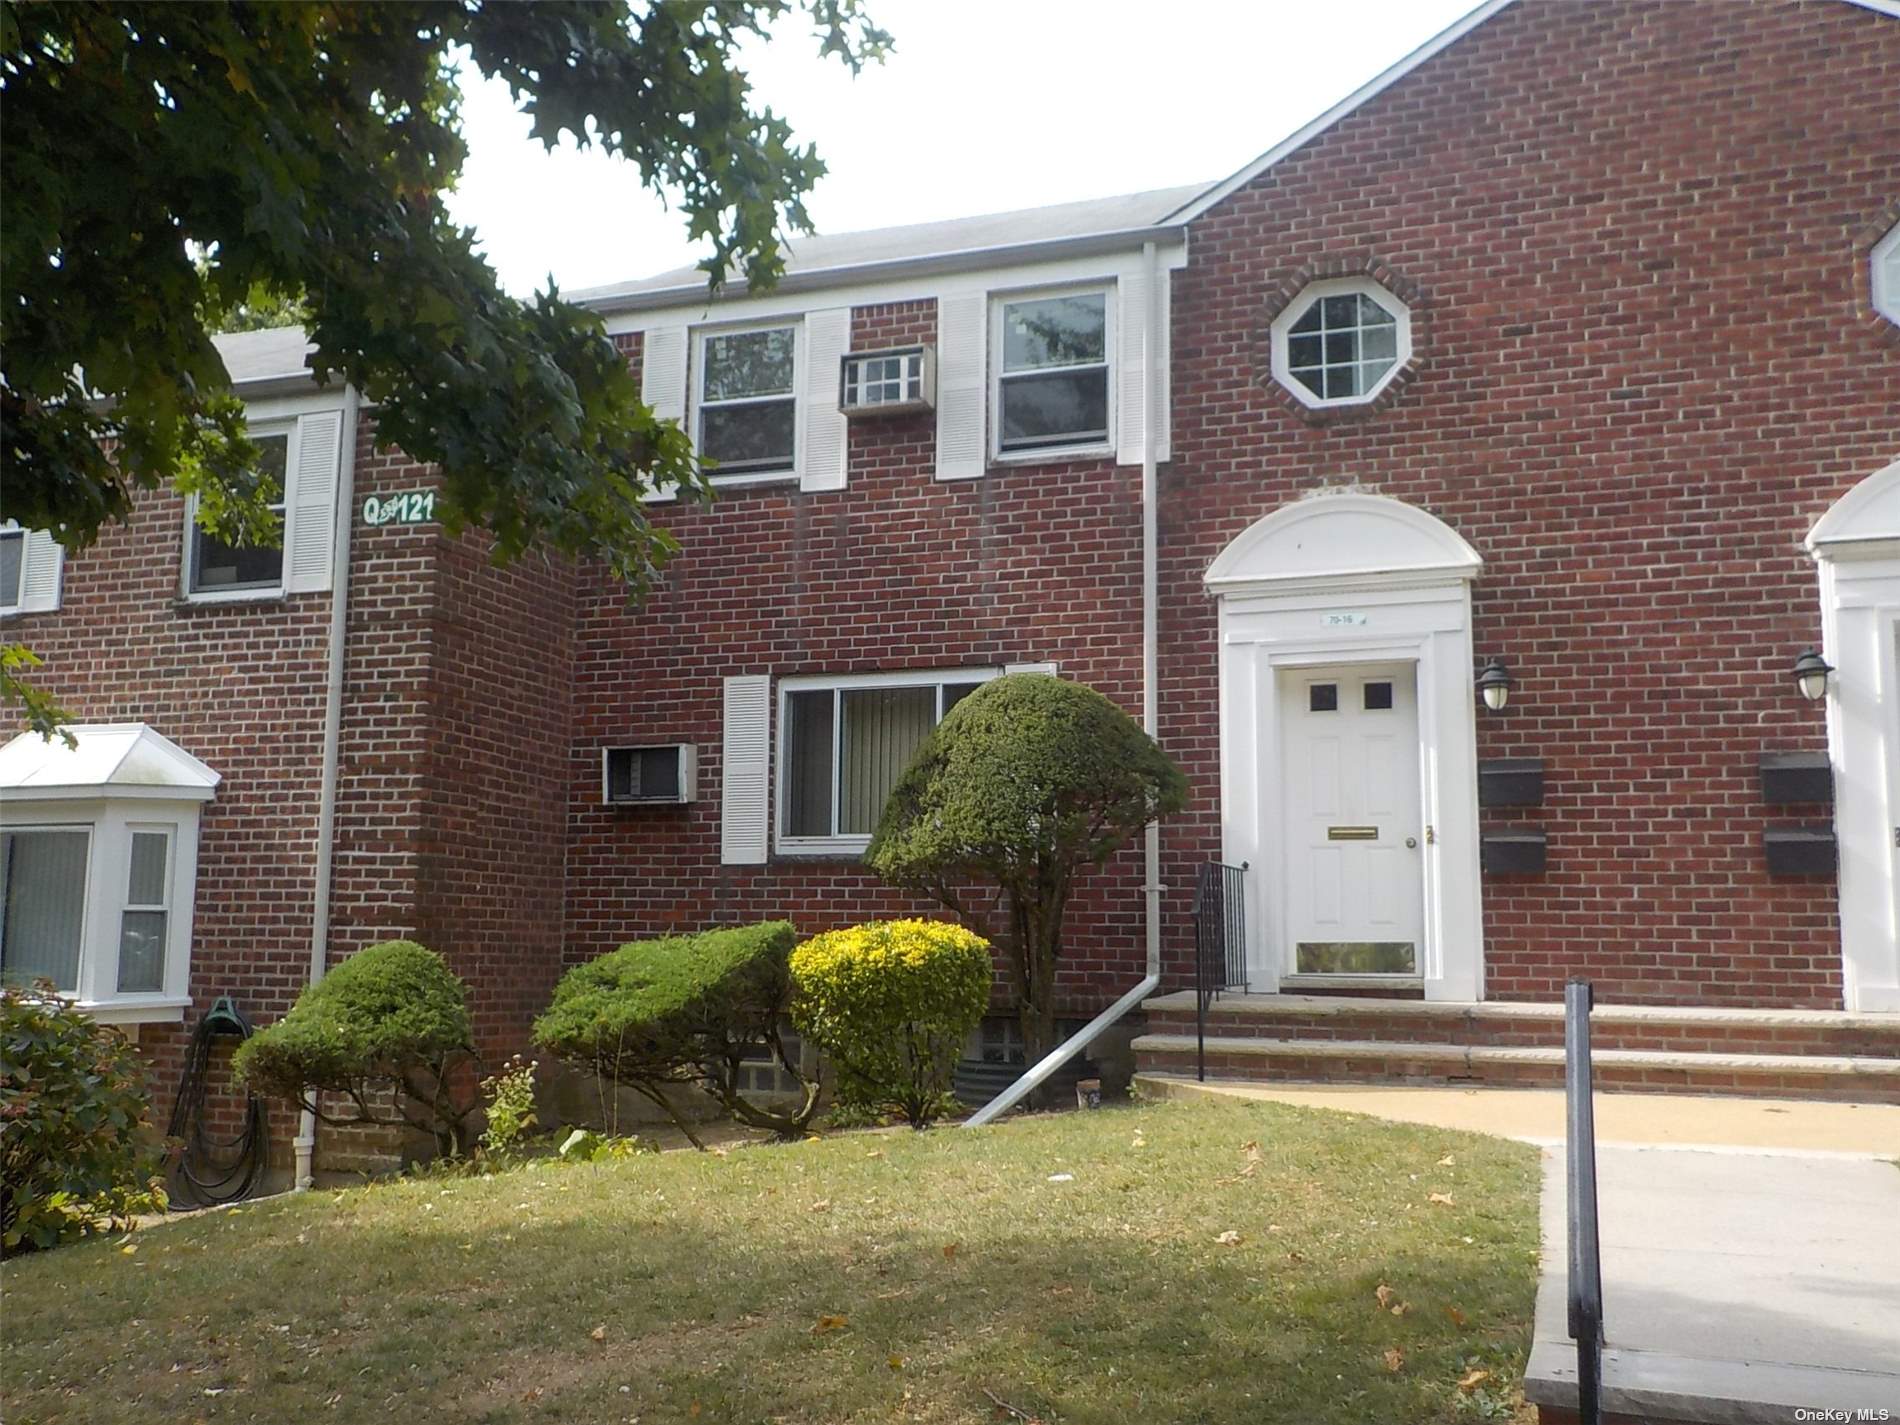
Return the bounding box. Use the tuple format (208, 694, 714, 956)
(966, 242, 1166, 1127)
(294, 385, 360, 1190)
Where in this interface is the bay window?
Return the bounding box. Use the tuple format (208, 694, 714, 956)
(777, 670, 998, 852)
(0, 724, 217, 1023)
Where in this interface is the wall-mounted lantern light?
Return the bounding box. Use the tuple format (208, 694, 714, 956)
(1790, 649, 1833, 702)
(1476, 659, 1513, 713)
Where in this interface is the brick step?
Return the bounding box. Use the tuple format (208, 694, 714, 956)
(1129, 1032, 1900, 1104)
(1142, 991, 1900, 1060)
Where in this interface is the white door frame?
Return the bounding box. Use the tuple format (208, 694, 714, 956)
(1808, 457, 1900, 1013)
(1207, 492, 1485, 1001)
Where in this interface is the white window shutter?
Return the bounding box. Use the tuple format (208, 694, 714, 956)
(286, 410, 342, 594)
(934, 293, 986, 481)
(1117, 272, 1147, 466)
(721, 675, 771, 865)
(17, 531, 63, 612)
(800, 308, 851, 492)
(641, 325, 689, 502)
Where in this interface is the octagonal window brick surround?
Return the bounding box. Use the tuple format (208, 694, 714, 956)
(1270, 276, 1413, 410)
(1873, 222, 1900, 327)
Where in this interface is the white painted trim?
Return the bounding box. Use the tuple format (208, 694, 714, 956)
(1164, 0, 1519, 225)
(1808, 458, 1900, 1013)
(1268, 276, 1413, 410)
(1209, 494, 1484, 1001)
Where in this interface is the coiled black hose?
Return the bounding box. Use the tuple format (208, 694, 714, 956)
(165, 995, 268, 1208)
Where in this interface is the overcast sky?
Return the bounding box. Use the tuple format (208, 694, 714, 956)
(446, 0, 1479, 298)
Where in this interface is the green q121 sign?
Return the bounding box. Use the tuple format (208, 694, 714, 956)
(362, 490, 438, 526)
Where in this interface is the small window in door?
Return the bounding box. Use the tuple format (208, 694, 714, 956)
(1363, 681, 1394, 711)
(1308, 683, 1338, 712)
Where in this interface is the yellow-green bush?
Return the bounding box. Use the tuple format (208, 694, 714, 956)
(790, 920, 992, 1127)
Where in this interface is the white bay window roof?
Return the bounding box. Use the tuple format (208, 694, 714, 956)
(0, 722, 219, 802)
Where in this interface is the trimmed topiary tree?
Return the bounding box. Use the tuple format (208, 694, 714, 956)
(1, 983, 167, 1254)
(866, 673, 1187, 1077)
(791, 920, 993, 1128)
(233, 939, 478, 1158)
(532, 921, 816, 1148)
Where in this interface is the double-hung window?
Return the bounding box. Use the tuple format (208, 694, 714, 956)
(697, 324, 799, 479)
(0, 826, 91, 992)
(778, 670, 998, 852)
(994, 290, 1111, 457)
(187, 427, 290, 596)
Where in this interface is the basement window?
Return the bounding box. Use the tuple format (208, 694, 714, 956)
(1270, 278, 1412, 409)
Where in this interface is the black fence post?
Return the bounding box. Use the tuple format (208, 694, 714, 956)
(1564, 978, 1604, 1425)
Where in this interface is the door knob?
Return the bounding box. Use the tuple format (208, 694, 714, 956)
(1405, 836, 1418, 849)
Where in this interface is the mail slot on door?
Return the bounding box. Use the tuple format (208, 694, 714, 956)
(1327, 825, 1379, 840)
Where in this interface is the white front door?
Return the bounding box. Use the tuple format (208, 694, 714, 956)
(1278, 661, 1425, 979)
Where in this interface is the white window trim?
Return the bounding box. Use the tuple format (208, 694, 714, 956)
(1874, 222, 1900, 327)
(0, 524, 23, 612)
(774, 666, 1001, 856)
(690, 318, 803, 487)
(990, 284, 1116, 465)
(1269, 276, 1413, 411)
(0, 799, 200, 1022)
(180, 419, 298, 604)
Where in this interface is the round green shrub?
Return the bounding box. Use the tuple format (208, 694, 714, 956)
(233, 940, 476, 1154)
(790, 919, 993, 1128)
(1, 983, 166, 1254)
(534, 921, 816, 1143)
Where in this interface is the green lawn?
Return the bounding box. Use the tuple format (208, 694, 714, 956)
(2, 1096, 1540, 1424)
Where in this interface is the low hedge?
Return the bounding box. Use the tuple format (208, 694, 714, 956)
(233, 939, 478, 1156)
(533, 921, 816, 1145)
(791, 919, 992, 1127)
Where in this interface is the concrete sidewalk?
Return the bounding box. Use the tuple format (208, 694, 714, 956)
(1133, 1075, 1900, 1156)
(1524, 1146, 1900, 1421)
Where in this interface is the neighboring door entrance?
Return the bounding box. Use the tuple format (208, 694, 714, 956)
(1278, 661, 1425, 979)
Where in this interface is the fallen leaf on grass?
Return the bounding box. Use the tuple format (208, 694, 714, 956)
(1374, 1283, 1397, 1309)
(942, 1242, 960, 1260)
(121, 1244, 138, 1256)
(1383, 1347, 1405, 1373)
(589, 1325, 607, 1343)
(887, 1354, 905, 1370)
(1457, 1367, 1492, 1392)
(1437, 1154, 1456, 1167)
(1445, 1305, 1468, 1327)
(1214, 1230, 1242, 1246)
(811, 1314, 849, 1335)
(1428, 1192, 1456, 1206)
(810, 1199, 833, 1213)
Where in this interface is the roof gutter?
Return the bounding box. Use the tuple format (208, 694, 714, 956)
(575, 223, 1189, 319)
(293, 383, 360, 1191)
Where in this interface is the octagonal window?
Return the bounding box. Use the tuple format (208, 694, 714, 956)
(1270, 277, 1412, 409)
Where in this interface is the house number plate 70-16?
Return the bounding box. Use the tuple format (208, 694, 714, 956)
(362, 490, 438, 526)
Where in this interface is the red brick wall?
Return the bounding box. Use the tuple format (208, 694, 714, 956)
(1160, 0, 1900, 1007)
(564, 306, 1153, 1013)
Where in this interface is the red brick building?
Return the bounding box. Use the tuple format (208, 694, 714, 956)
(5, 0, 1898, 1169)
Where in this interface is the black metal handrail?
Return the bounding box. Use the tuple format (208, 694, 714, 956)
(1565, 979, 1604, 1425)
(1191, 861, 1249, 1081)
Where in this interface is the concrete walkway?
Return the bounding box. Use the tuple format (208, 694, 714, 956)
(1135, 1076, 1900, 1421)
(1133, 1075, 1900, 1156)
(1525, 1147, 1900, 1421)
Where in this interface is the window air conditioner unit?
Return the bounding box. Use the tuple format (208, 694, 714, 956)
(839, 345, 936, 416)
(602, 744, 697, 806)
